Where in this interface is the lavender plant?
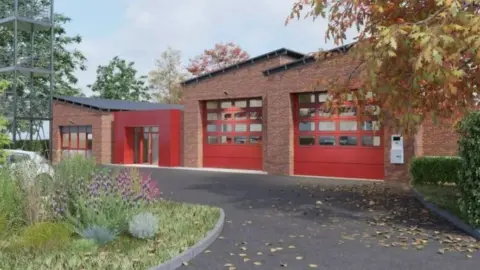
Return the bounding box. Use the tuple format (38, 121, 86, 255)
(128, 212, 159, 239)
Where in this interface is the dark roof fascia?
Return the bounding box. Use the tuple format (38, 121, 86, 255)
(181, 48, 305, 86)
(262, 42, 357, 77)
(53, 96, 184, 112)
(53, 96, 116, 112)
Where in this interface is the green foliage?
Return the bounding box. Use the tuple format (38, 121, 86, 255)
(68, 239, 98, 253)
(80, 225, 116, 246)
(8, 139, 50, 160)
(0, 168, 24, 230)
(456, 111, 480, 227)
(89, 56, 151, 101)
(288, 0, 480, 135)
(149, 47, 187, 104)
(0, 80, 11, 164)
(410, 156, 462, 185)
(19, 222, 72, 250)
(128, 212, 159, 239)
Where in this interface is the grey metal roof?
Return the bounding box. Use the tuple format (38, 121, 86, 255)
(181, 48, 305, 86)
(262, 42, 356, 76)
(53, 95, 184, 112)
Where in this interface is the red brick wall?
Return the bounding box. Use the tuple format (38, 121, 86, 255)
(181, 54, 299, 170)
(181, 52, 413, 182)
(52, 101, 113, 164)
(415, 118, 459, 156)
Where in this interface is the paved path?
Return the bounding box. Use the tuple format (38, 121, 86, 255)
(139, 168, 479, 270)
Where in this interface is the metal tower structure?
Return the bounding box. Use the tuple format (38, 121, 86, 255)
(0, 0, 54, 160)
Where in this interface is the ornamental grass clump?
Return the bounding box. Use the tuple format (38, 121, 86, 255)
(128, 212, 159, 239)
(80, 225, 116, 246)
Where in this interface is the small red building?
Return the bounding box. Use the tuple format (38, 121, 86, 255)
(52, 96, 183, 167)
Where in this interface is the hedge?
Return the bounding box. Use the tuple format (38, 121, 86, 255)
(457, 111, 480, 227)
(410, 156, 462, 185)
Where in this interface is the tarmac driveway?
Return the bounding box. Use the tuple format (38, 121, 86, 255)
(138, 168, 479, 270)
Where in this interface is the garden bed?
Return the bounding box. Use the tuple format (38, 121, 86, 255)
(0, 201, 219, 269)
(0, 156, 220, 269)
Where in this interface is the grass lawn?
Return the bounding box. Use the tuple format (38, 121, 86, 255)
(413, 183, 467, 222)
(0, 201, 220, 270)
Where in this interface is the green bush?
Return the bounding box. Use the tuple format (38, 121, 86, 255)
(19, 222, 73, 250)
(410, 156, 462, 185)
(457, 111, 480, 227)
(0, 168, 24, 229)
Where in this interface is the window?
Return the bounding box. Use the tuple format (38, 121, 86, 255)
(60, 125, 93, 159)
(249, 99, 263, 107)
(339, 136, 357, 146)
(319, 107, 332, 117)
(234, 112, 247, 120)
(299, 122, 315, 132)
(319, 121, 335, 131)
(250, 123, 262, 132)
(362, 136, 381, 146)
(299, 108, 315, 118)
(235, 124, 247, 132)
(7, 153, 30, 164)
(221, 124, 232, 132)
(319, 136, 336, 145)
(339, 106, 357, 117)
(207, 124, 217, 132)
(234, 100, 247, 108)
(207, 113, 218, 120)
(249, 111, 261, 120)
(318, 92, 328, 102)
(339, 121, 357, 131)
(298, 93, 315, 103)
(206, 101, 218, 109)
(250, 136, 262, 144)
(205, 98, 263, 145)
(221, 101, 232, 108)
(299, 136, 315, 145)
(234, 136, 247, 144)
(207, 136, 218, 144)
(221, 112, 233, 120)
(220, 136, 232, 144)
(362, 121, 380, 131)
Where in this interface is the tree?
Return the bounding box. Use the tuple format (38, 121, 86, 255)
(287, 0, 480, 135)
(89, 56, 151, 101)
(0, 80, 11, 164)
(148, 47, 187, 104)
(0, 2, 87, 140)
(187, 42, 249, 76)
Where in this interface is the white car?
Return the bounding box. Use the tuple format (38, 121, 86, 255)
(2, 149, 55, 182)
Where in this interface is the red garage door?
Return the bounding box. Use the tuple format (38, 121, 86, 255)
(293, 92, 384, 180)
(203, 98, 263, 170)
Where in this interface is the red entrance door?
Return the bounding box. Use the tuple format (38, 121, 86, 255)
(202, 98, 263, 170)
(293, 92, 384, 180)
(134, 127, 159, 165)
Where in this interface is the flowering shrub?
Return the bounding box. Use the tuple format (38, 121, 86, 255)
(51, 163, 161, 233)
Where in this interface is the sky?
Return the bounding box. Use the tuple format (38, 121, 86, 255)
(55, 0, 357, 96)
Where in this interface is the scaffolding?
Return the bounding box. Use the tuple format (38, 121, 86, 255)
(0, 0, 54, 160)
